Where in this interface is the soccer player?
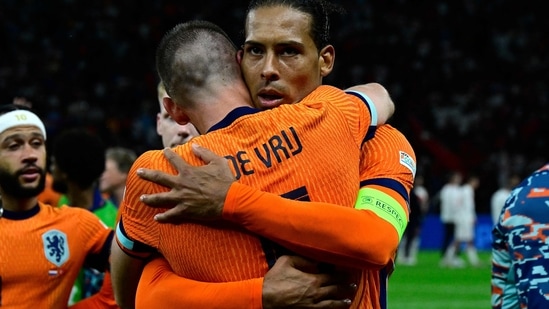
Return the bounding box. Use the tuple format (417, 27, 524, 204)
(110, 20, 399, 309)
(0, 104, 117, 309)
(447, 175, 481, 267)
(132, 1, 416, 308)
(491, 163, 549, 308)
(50, 128, 119, 303)
(439, 170, 464, 267)
(490, 173, 520, 226)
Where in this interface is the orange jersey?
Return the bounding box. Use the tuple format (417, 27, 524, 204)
(135, 125, 416, 309)
(122, 85, 413, 308)
(0, 202, 113, 309)
(208, 124, 415, 309)
(118, 85, 372, 270)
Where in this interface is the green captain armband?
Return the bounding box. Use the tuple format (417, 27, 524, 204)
(354, 187, 407, 240)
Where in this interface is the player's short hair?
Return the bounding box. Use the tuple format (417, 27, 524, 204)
(156, 20, 239, 106)
(246, 0, 345, 51)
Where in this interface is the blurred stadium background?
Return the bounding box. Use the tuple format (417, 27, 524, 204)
(1, 0, 547, 242)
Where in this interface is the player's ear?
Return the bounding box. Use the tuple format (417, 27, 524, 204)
(236, 49, 243, 65)
(163, 97, 190, 125)
(318, 44, 335, 77)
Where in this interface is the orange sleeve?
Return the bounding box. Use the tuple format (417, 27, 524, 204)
(223, 182, 397, 269)
(69, 271, 119, 309)
(135, 257, 263, 309)
(221, 126, 415, 271)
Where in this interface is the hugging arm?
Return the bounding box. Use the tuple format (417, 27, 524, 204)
(345, 82, 394, 125)
(139, 145, 411, 269)
(110, 228, 148, 309)
(136, 255, 355, 309)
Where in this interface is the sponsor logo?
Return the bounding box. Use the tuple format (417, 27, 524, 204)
(399, 151, 416, 176)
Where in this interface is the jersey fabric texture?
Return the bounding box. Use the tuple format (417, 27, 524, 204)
(119, 86, 413, 308)
(491, 163, 549, 309)
(0, 202, 113, 309)
(134, 124, 416, 309)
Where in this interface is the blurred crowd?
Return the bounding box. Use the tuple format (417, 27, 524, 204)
(1, 0, 547, 213)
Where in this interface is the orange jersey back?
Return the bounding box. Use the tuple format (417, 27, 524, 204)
(119, 85, 373, 281)
(0, 203, 112, 309)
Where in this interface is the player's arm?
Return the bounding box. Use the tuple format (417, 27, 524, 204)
(345, 82, 394, 125)
(140, 140, 413, 269)
(136, 257, 263, 309)
(110, 220, 152, 309)
(69, 271, 119, 309)
(222, 182, 402, 269)
(110, 150, 167, 308)
(502, 215, 549, 308)
(223, 124, 416, 270)
(136, 255, 355, 309)
(490, 223, 512, 309)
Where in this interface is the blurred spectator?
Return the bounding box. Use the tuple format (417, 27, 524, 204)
(490, 173, 521, 226)
(399, 174, 429, 266)
(450, 175, 481, 267)
(100, 146, 137, 207)
(438, 171, 464, 267)
(156, 81, 199, 148)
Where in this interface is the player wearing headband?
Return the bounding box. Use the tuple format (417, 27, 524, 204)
(0, 104, 118, 309)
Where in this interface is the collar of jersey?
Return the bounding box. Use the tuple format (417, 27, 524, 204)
(2, 203, 40, 220)
(207, 106, 260, 133)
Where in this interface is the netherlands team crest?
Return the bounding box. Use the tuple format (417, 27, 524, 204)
(42, 229, 70, 267)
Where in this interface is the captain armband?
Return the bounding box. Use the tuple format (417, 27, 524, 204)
(115, 221, 154, 259)
(354, 187, 407, 240)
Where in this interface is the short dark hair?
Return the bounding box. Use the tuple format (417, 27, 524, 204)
(52, 128, 106, 190)
(0, 103, 33, 116)
(246, 0, 345, 51)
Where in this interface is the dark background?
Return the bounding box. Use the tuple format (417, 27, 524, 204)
(1, 0, 547, 214)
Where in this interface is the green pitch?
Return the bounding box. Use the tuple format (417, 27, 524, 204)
(387, 250, 492, 309)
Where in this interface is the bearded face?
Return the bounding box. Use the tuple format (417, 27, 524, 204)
(0, 165, 46, 198)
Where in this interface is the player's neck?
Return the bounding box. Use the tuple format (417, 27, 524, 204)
(190, 86, 254, 133)
(65, 183, 95, 209)
(0, 194, 38, 212)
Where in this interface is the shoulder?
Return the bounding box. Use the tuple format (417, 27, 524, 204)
(132, 149, 165, 168)
(56, 205, 106, 225)
(365, 124, 416, 160)
(305, 85, 345, 100)
(372, 124, 408, 139)
(300, 85, 361, 108)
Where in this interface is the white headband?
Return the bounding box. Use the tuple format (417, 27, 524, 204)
(0, 110, 47, 140)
